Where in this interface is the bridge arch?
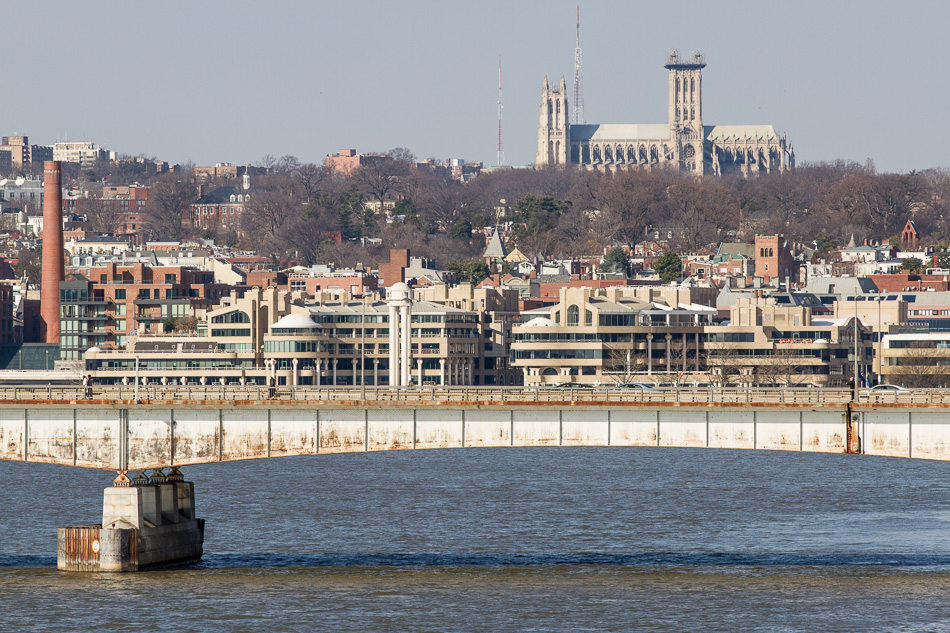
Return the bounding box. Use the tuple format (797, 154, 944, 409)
(2, 396, 948, 471)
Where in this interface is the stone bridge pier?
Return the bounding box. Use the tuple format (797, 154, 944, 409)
(57, 467, 204, 572)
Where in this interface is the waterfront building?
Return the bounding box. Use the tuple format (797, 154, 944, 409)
(512, 286, 717, 386)
(85, 286, 482, 387)
(416, 283, 523, 386)
(59, 262, 230, 359)
(705, 296, 870, 388)
(879, 332, 950, 388)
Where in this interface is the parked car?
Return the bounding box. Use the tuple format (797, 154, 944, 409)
(868, 384, 909, 392)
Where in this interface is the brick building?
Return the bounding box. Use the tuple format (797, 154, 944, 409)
(57, 262, 231, 359)
(324, 149, 373, 177)
(191, 185, 249, 235)
(754, 234, 797, 285)
(0, 136, 52, 169)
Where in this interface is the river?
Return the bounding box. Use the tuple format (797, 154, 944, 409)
(3, 446, 950, 632)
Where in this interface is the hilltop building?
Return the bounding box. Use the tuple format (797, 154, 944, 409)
(537, 51, 794, 176)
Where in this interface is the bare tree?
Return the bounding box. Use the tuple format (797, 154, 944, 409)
(602, 343, 647, 383)
(78, 193, 123, 235)
(148, 177, 196, 240)
(705, 341, 745, 387)
(755, 347, 807, 387)
(891, 341, 950, 389)
(354, 149, 414, 213)
(242, 187, 300, 267)
(293, 163, 328, 205)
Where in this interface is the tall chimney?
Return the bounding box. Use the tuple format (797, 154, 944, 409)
(40, 161, 64, 344)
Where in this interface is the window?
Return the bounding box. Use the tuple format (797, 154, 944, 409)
(567, 305, 579, 326)
(212, 310, 250, 324)
(585, 309, 592, 326)
(114, 289, 125, 300)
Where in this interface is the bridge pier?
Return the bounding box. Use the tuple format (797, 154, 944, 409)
(57, 467, 204, 572)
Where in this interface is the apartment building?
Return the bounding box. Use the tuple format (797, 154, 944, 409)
(416, 283, 523, 386)
(52, 142, 108, 167)
(512, 286, 717, 386)
(85, 287, 483, 387)
(59, 263, 231, 359)
(705, 296, 870, 387)
(879, 333, 950, 388)
(0, 136, 52, 169)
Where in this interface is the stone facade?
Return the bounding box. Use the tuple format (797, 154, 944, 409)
(537, 51, 795, 176)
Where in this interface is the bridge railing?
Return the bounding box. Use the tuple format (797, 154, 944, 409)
(0, 384, 941, 405)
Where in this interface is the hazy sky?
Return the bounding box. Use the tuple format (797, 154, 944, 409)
(6, 1, 946, 173)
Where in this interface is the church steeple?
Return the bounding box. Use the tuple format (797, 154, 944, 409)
(666, 50, 706, 176)
(536, 75, 569, 167)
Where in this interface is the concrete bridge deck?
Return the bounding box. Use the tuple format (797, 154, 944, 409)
(1, 387, 949, 471)
(0, 384, 944, 405)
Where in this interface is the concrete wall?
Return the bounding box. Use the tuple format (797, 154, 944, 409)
(3, 401, 944, 468)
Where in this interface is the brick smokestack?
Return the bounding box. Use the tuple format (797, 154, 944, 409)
(40, 161, 63, 344)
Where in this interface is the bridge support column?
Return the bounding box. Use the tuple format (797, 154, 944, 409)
(57, 467, 204, 572)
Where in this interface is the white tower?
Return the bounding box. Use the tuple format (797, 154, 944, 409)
(387, 282, 413, 386)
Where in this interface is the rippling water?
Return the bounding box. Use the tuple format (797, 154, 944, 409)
(4, 446, 950, 632)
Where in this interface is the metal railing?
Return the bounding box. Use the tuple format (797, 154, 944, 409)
(0, 385, 948, 406)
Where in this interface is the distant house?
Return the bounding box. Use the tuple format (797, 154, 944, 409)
(901, 219, 920, 251)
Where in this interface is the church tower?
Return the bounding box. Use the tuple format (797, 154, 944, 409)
(666, 50, 705, 176)
(536, 76, 569, 167)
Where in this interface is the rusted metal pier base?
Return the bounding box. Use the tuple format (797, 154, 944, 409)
(57, 467, 204, 572)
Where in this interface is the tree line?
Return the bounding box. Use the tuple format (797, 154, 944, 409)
(20, 149, 950, 274)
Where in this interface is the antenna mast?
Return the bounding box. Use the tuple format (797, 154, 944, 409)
(497, 55, 505, 166)
(573, 5, 585, 124)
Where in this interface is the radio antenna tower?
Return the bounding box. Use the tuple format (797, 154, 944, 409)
(497, 55, 505, 166)
(573, 5, 585, 124)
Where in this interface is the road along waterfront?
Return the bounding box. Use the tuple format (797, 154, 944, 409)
(3, 445, 950, 631)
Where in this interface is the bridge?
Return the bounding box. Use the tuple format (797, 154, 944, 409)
(2, 385, 949, 470)
(4, 386, 949, 572)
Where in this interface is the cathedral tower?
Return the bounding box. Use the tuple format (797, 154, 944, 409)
(536, 76, 569, 167)
(666, 50, 705, 176)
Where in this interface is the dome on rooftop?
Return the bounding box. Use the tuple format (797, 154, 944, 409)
(271, 313, 319, 330)
(523, 316, 557, 327)
(388, 282, 412, 301)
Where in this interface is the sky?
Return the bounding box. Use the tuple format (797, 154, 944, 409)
(5, 0, 947, 174)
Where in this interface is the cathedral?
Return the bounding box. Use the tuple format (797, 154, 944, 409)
(536, 51, 794, 176)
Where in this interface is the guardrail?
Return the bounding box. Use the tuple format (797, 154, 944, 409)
(0, 385, 944, 406)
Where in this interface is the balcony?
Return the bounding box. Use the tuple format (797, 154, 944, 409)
(133, 297, 191, 306)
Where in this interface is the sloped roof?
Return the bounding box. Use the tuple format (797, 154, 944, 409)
(570, 124, 670, 142)
(483, 228, 508, 259)
(195, 186, 243, 205)
(717, 242, 756, 259)
(705, 125, 781, 141)
(505, 248, 529, 263)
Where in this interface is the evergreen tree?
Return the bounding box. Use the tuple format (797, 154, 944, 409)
(654, 250, 683, 283)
